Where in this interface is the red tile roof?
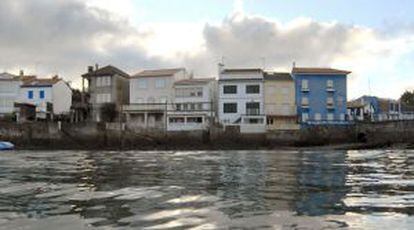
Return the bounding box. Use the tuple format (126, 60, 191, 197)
(174, 78, 215, 85)
(21, 76, 61, 87)
(292, 67, 351, 75)
(132, 68, 185, 78)
(82, 65, 129, 78)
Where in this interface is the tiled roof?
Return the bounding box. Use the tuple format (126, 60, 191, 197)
(0, 72, 19, 81)
(132, 68, 185, 78)
(292, 67, 351, 75)
(264, 72, 292, 81)
(82, 65, 129, 78)
(174, 78, 215, 85)
(222, 68, 263, 74)
(21, 77, 61, 87)
(347, 100, 364, 108)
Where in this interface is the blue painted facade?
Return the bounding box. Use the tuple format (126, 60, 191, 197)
(293, 72, 349, 125)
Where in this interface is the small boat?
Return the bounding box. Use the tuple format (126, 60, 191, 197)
(0, 141, 14, 151)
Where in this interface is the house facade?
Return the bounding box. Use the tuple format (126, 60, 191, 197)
(124, 68, 187, 130)
(167, 78, 217, 131)
(348, 96, 401, 121)
(264, 72, 299, 130)
(293, 67, 350, 125)
(82, 65, 130, 122)
(218, 67, 266, 133)
(19, 76, 72, 119)
(0, 72, 21, 117)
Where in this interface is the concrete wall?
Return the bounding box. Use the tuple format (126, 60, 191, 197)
(0, 79, 20, 114)
(52, 81, 72, 114)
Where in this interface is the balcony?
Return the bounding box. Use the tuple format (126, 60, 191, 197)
(123, 103, 168, 112)
(326, 87, 335, 92)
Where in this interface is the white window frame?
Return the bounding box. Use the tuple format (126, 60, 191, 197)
(315, 113, 322, 121)
(137, 79, 148, 89)
(302, 113, 309, 122)
(155, 79, 166, 89)
(302, 80, 309, 90)
(327, 113, 334, 121)
(301, 97, 309, 106)
(327, 80, 334, 88)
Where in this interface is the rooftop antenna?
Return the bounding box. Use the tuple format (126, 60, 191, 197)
(261, 57, 266, 70)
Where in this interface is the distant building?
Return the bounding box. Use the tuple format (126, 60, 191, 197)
(82, 65, 130, 122)
(293, 67, 351, 125)
(167, 78, 217, 131)
(264, 72, 299, 130)
(218, 66, 266, 133)
(0, 72, 21, 117)
(19, 76, 72, 120)
(348, 95, 401, 121)
(124, 68, 188, 130)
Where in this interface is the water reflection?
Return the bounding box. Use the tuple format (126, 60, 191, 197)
(0, 150, 414, 229)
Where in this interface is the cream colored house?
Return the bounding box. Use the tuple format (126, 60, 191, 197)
(264, 72, 299, 130)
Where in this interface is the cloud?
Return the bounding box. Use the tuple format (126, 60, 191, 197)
(1, 0, 414, 98)
(0, 0, 165, 86)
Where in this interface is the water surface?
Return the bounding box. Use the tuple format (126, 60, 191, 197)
(1, 150, 414, 229)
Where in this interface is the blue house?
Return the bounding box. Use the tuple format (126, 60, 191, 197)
(292, 67, 351, 125)
(347, 95, 401, 121)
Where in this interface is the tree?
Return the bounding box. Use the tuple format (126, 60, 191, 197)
(100, 103, 117, 122)
(400, 90, 414, 112)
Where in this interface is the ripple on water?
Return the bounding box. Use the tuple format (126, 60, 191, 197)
(0, 150, 414, 229)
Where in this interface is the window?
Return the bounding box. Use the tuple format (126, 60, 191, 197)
(327, 113, 334, 121)
(138, 79, 148, 89)
(96, 94, 111, 103)
(315, 113, 322, 121)
(197, 103, 203, 110)
(302, 80, 309, 90)
(223, 103, 237, 113)
(223, 85, 237, 94)
(28, 90, 34, 99)
(302, 113, 309, 122)
(97, 76, 111, 87)
(155, 79, 166, 89)
(340, 113, 345, 121)
(327, 80, 334, 88)
(176, 104, 182, 111)
(183, 104, 188, 111)
(169, 117, 185, 123)
(190, 103, 196, 111)
(175, 87, 203, 97)
(197, 91, 203, 97)
(301, 97, 309, 106)
(246, 85, 260, 94)
(187, 117, 203, 123)
(159, 97, 168, 103)
(39, 90, 45, 99)
(327, 97, 334, 105)
(246, 102, 260, 115)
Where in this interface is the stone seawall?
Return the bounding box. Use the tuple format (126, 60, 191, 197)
(1, 121, 414, 150)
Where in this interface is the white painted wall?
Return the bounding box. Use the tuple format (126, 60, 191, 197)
(0, 80, 20, 114)
(129, 69, 188, 106)
(218, 79, 264, 124)
(19, 86, 53, 113)
(19, 80, 72, 115)
(52, 81, 72, 115)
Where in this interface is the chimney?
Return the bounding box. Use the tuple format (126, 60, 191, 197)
(87, 66, 93, 73)
(95, 63, 99, 71)
(19, 70, 24, 77)
(218, 62, 224, 77)
(52, 75, 59, 80)
(292, 61, 296, 69)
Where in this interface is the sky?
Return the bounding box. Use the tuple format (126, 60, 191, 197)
(1, 0, 414, 99)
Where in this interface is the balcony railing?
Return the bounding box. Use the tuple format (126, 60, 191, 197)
(123, 103, 168, 112)
(246, 108, 260, 116)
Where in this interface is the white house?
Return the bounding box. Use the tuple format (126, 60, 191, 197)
(167, 78, 217, 131)
(218, 66, 266, 133)
(124, 68, 188, 129)
(0, 72, 21, 117)
(19, 76, 72, 119)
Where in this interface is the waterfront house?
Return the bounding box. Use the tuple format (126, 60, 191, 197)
(348, 96, 401, 121)
(0, 72, 21, 118)
(19, 76, 72, 120)
(124, 68, 188, 130)
(167, 78, 217, 131)
(82, 65, 130, 122)
(218, 65, 266, 133)
(292, 67, 351, 125)
(264, 72, 299, 130)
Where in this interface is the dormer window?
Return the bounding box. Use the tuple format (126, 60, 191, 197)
(301, 80, 309, 92)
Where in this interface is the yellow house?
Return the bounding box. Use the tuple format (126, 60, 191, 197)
(264, 72, 299, 130)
